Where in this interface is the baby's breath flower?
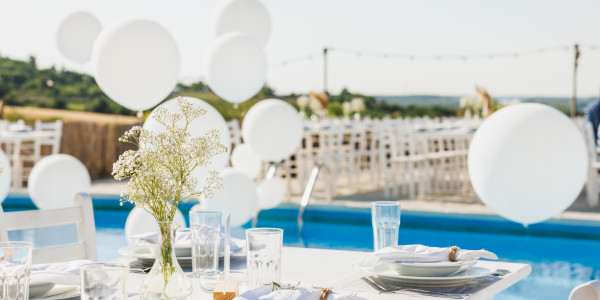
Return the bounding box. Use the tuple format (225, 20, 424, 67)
(113, 97, 227, 222)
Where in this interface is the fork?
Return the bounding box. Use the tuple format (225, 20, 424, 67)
(361, 276, 467, 299)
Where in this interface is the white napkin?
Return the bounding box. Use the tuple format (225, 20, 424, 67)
(30, 260, 93, 285)
(358, 245, 498, 268)
(132, 228, 245, 252)
(235, 285, 367, 300)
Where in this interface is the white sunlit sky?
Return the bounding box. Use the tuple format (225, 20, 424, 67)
(1, 0, 600, 98)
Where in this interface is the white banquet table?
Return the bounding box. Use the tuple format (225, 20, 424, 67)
(121, 247, 531, 300)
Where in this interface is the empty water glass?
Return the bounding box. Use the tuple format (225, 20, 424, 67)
(80, 263, 128, 300)
(246, 228, 283, 289)
(190, 210, 221, 291)
(372, 201, 401, 251)
(0, 242, 32, 300)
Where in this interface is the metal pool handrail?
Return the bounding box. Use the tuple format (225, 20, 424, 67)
(297, 163, 333, 232)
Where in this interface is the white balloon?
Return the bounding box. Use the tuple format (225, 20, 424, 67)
(211, 0, 271, 46)
(56, 11, 102, 64)
(242, 99, 303, 162)
(202, 168, 258, 227)
(231, 144, 262, 179)
(468, 103, 588, 225)
(0, 150, 11, 203)
(143, 97, 231, 190)
(28, 154, 91, 209)
(204, 32, 267, 104)
(257, 177, 286, 210)
(124, 207, 186, 245)
(93, 19, 180, 111)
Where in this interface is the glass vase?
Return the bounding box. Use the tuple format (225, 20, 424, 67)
(138, 221, 192, 300)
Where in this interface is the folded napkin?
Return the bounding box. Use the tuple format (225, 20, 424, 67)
(236, 285, 367, 300)
(30, 260, 93, 285)
(132, 228, 245, 252)
(358, 245, 497, 268)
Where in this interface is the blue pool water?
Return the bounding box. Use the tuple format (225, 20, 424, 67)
(4, 194, 600, 300)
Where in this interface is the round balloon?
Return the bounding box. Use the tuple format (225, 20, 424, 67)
(257, 177, 286, 210)
(211, 0, 271, 46)
(28, 154, 91, 209)
(202, 168, 258, 227)
(93, 19, 180, 111)
(124, 207, 186, 245)
(204, 32, 267, 104)
(56, 11, 102, 64)
(0, 149, 12, 203)
(143, 97, 231, 190)
(231, 144, 262, 179)
(468, 103, 588, 225)
(242, 99, 303, 161)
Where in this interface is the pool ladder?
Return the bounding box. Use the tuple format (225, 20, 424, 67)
(297, 163, 333, 233)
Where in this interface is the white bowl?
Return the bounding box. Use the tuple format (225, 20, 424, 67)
(385, 260, 476, 277)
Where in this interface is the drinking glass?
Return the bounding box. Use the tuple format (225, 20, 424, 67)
(246, 228, 283, 289)
(372, 201, 401, 251)
(80, 263, 128, 300)
(190, 210, 221, 291)
(0, 242, 32, 300)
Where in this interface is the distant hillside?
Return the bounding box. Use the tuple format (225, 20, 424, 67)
(376, 95, 597, 114)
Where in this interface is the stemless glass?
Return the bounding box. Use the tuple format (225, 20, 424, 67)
(0, 242, 32, 300)
(246, 228, 283, 289)
(189, 210, 221, 291)
(80, 263, 128, 300)
(371, 201, 401, 251)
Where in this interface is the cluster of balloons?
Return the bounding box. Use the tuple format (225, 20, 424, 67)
(468, 103, 588, 225)
(204, 0, 270, 104)
(56, 11, 180, 112)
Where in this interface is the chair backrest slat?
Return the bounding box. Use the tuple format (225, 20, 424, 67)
(32, 242, 87, 264)
(1, 207, 82, 231)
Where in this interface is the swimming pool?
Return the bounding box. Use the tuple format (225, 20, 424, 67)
(3, 194, 600, 300)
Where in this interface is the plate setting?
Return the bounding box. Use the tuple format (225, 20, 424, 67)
(385, 260, 477, 277)
(365, 263, 494, 287)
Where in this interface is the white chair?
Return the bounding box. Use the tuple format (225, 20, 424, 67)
(583, 121, 600, 207)
(227, 119, 242, 151)
(0, 193, 97, 264)
(569, 280, 600, 300)
(35, 120, 63, 155)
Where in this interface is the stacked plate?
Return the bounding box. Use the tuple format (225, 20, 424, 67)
(118, 245, 246, 269)
(30, 283, 79, 299)
(365, 260, 494, 287)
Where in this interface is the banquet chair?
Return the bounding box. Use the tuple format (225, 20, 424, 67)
(0, 192, 98, 264)
(583, 121, 600, 207)
(34, 120, 63, 155)
(569, 280, 600, 300)
(227, 119, 243, 150)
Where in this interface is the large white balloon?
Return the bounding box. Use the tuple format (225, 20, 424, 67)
(0, 150, 11, 203)
(257, 178, 286, 210)
(231, 144, 262, 179)
(93, 19, 180, 111)
(28, 154, 91, 209)
(242, 99, 303, 162)
(143, 97, 231, 190)
(56, 11, 102, 64)
(125, 207, 186, 245)
(202, 168, 258, 227)
(211, 0, 271, 46)
(204, 32, 267, 104)
(468, 103, 588, 225)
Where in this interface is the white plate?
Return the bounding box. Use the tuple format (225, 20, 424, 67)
(386, 260, 477, 277)
(31, 285, 79, 300)
(118, 245, 245, 267)
(365, 264, 494, 287)
(29, 282, 55, 299)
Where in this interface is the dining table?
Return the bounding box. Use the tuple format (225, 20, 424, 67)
(118, 246, 531, 300)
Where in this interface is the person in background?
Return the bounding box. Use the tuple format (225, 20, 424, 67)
(586, 99, 600, 145)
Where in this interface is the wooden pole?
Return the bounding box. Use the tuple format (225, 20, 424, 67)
(323, 47, 328, 94)
(571, 44, 580, 117)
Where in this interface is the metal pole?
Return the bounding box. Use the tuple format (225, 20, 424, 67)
(323, 47, 328, 94)
(571, 44, 580, 117)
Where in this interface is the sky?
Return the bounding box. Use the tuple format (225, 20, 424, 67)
(1, 0, 600, 98)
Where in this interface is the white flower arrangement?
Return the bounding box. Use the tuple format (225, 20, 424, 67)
(112, 98, 227, 222)
(297, 95, 310, 109)
(351, 97, 365, 113)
